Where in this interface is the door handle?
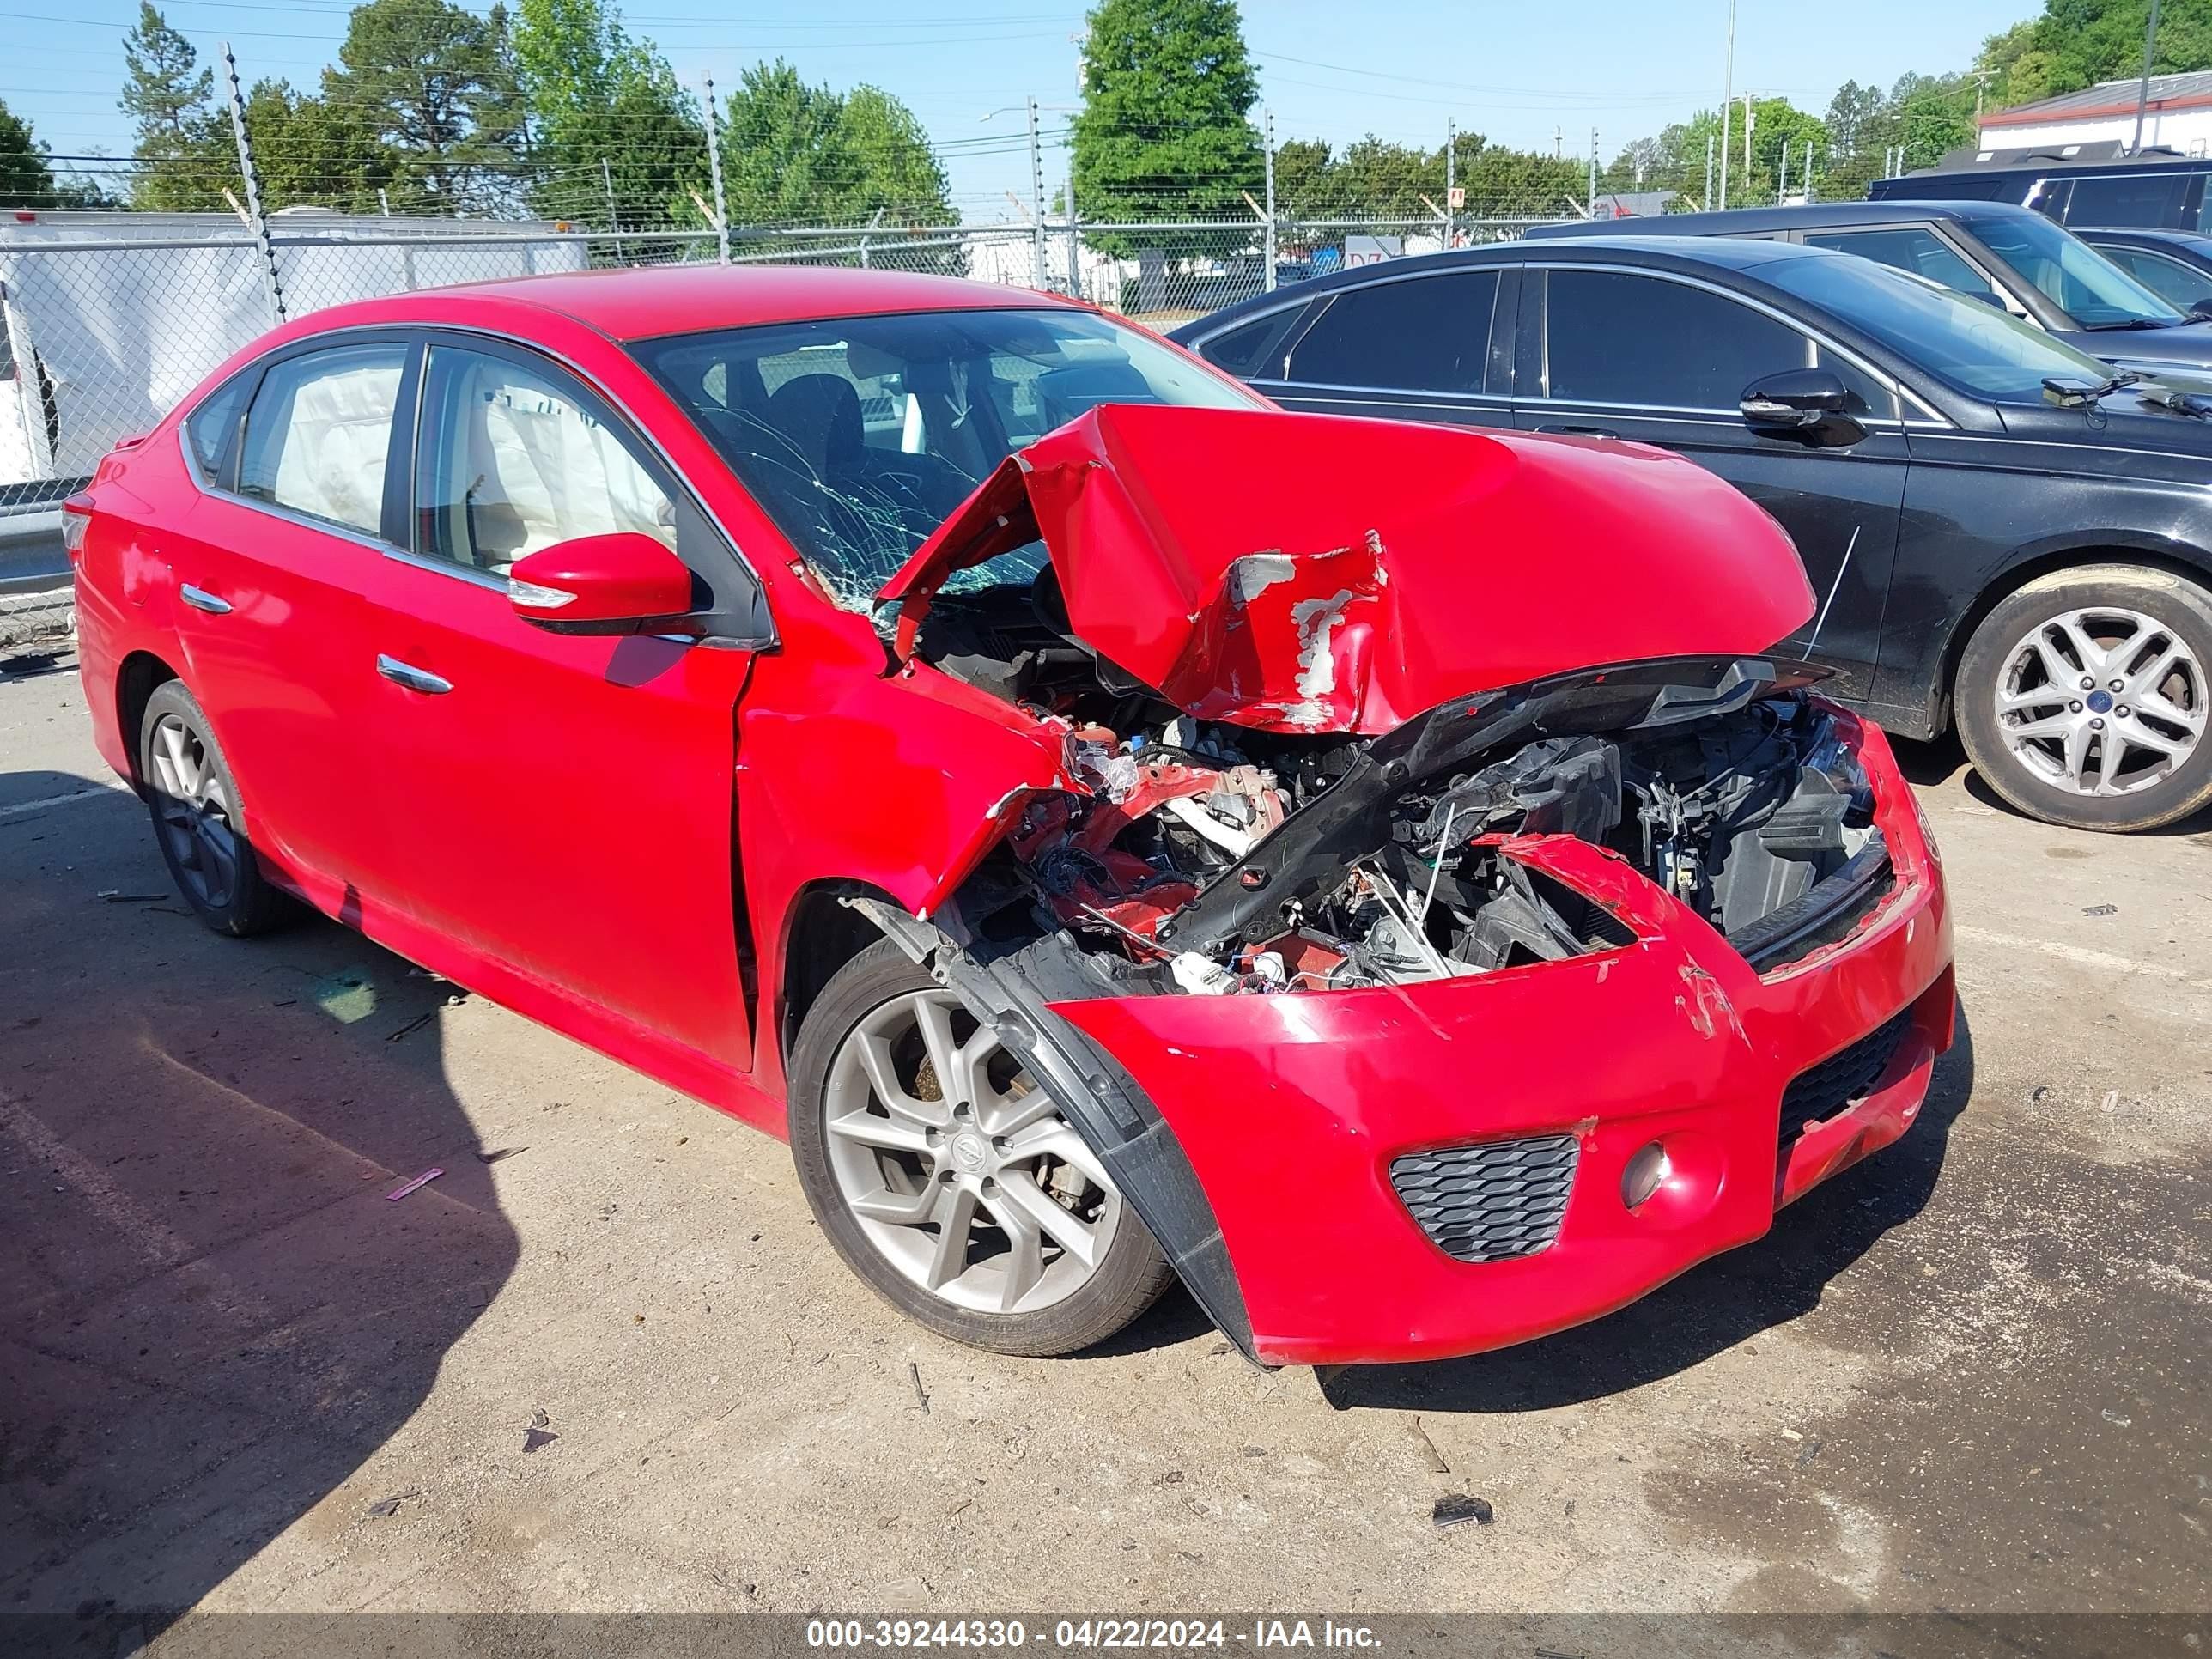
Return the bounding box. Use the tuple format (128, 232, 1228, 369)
(1534, 423, 1620, 439)
(376, 654, 453, 696)
(179, 583, 232, 615)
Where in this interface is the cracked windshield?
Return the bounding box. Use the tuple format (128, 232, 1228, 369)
(632, 307, 1261, 613)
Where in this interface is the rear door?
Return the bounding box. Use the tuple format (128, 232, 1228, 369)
(1243, 266, 1516, 434)
(356, 332, 764, 1069)
(1512, 264, 1911, 704)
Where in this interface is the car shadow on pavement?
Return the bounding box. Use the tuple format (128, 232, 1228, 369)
(1316, 1002, 1977, 1414)
(0, 769, 519, 1630)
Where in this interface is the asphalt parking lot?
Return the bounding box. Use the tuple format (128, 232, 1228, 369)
(2, 651, 2207, 1624)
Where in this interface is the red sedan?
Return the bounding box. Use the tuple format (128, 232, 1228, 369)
(66, 267, 1954, 1365)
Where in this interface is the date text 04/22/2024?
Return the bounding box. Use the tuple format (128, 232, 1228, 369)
(804, 1620, 1385, 1650)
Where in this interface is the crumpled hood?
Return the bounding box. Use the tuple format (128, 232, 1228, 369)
(878, 403, 1814, 737)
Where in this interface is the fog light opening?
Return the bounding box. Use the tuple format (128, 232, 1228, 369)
(1623, 1141, 1671, 1211)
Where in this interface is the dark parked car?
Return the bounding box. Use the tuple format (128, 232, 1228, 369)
(1868, 148, 2212, 233)
(2075, 227, 2212, 312)
(1526, 201, 2212, 380)
(1172, 237, 2212, 832)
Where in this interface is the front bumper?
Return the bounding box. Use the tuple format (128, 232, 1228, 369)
(1052, 720, 1954, 1368)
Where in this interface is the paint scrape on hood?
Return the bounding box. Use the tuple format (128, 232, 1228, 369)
(879, 403, 1814, 737)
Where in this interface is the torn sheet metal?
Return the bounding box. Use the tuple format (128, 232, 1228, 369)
(879, 403, 1816, 736)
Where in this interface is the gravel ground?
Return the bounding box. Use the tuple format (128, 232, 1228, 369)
(2, 653, 2206, 1625)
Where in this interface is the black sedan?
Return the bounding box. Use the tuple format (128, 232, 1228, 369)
(1171, 237, 2212, 833)
(1526, 201, 2212, 380)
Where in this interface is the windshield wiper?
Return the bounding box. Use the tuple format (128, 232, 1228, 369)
(2082, 317, 2178, 331)
(2136, 382, 2212, 419)
(2042, 371, 2141, 407)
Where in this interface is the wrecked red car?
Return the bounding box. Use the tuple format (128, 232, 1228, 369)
(69, 268, 1954, 1366)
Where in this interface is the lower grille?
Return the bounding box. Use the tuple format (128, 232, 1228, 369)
(1778, 1009, 1914, 1147)
(1390, 1134, 1579, 1264)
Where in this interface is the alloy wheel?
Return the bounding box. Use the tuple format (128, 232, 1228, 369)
(1993, 605, 2205, 797)
(820, 988, 1124, 1316)
(147, 711, 242, 910)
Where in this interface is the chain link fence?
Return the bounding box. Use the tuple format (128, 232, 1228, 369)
(1, 204, 1565, 516)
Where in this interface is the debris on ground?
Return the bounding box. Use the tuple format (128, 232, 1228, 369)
(1795, 1436, 1823, 1468)
(365, 1490, 422, 1519)
(476, 1147, 525, 1164)
(2083, 903, 2118, 916)
(386, 1010, 437, 1042)
(1432, 1493, 1496, 1528)
(1409, 1417, 1449, 1474)
(908, 1361, 930, 1414)
(385, 1168, 442, 1201)
(524, 1408, 557, 1454)
(95, 890, 166, 903)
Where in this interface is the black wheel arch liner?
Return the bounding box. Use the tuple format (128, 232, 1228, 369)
(839, 892, 1261, 1365)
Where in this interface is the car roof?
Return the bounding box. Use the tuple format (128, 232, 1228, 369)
(1170, 235, 1848, 342)
(1522, 198, 2051, 240)
(2074, 225, 2212, 249)
(341, 264, 1077, 342)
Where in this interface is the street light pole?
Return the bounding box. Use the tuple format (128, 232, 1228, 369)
(2131, 0, 2164, 154)
(1717, 0, 1736, 210)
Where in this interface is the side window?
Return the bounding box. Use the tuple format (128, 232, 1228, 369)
(183, 372, 252, 482)
(1814, 345, 1899, 422)
(2097, 246, 2212, 309)
(2063, 173, 2188, 229)
(1284, 271, 1501, 394)
(1800, 228, 2000, 299)
(413, 345, 676, 574)
(1541, 270, 1812, 409)
(237, 343, 407, 535)
(1194, 310, 1302, 378)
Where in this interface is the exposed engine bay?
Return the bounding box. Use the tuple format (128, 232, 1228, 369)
(913, 582, 1892, 996)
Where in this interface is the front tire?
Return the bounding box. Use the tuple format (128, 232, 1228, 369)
(787, 940, 1172, 1357)
(1954, 564, 2212, 832)
(137, 680, 297, 936)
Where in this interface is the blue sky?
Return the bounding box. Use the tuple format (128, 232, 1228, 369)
(4, 0, 2033, 217)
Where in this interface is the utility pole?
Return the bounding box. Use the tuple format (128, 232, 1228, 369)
(1263, 106, 1278, 291)
(1588, 127, 1599, 219)
(1972, 67, 1994, 122)
(2131, 0, 2164, 153)
(1778, 139, 1788, 204)
(1717, 0, 1736, 210)
(601, 156, 623, 264)
(1444, 118, 1455, 248)
(1704, 133, 1715, 210)
(1027, 94, 1048, 289)
(702, 76, 730, 264)
(1743, 93, 1755, 178)
(222, 40, 284, 325)
(1803, 138, 1816, 202)
(1554, 125, 1562, 159)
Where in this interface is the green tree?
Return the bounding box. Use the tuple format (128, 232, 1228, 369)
(127, 79, 397, 214)
(1072, 0, 1262, 254)
(325, 0, 519, 211)
(511, 0, 708, 228)
(2025, 0, 2212, 95)
(119, 4, 211, 149)
(712, 60, 951, 227)
(0, 98, 62, 209)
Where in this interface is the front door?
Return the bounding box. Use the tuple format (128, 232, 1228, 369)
(359, 336, 760, 1069)
(1513, 264, 1911, 705)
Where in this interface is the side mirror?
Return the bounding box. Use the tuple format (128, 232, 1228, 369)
(507, 532, 702, 635)
(2188, 297, 2212, 322)
(1740, 368, 1866, 447)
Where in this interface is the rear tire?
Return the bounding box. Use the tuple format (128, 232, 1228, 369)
(1954, 564, 2212, 832)
(787, 939, 1172, 1357)
(137, 680, 297, 936)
